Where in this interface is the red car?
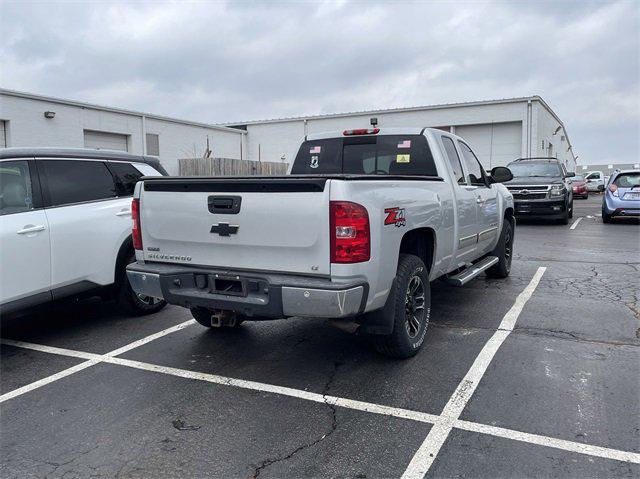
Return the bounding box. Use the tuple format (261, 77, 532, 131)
(571, 175, 589, 199)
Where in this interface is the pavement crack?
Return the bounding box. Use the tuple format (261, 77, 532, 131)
(432, 322, 640, 347)
(248, 360, 343, 479)
(41, 444, 100, 478)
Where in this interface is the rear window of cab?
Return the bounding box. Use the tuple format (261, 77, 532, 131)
(291, 134, 438, 176)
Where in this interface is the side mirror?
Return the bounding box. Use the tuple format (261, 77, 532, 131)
(490, 166, 513, 183)
(566, 171, 576, 178)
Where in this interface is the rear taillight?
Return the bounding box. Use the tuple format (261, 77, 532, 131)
(330, 201, 370, 263)
(343, 128, 380, 136)
(609, 184, 619, 196)
(132, 198, 143, 250)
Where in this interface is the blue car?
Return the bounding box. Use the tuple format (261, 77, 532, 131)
(602, 170, 640, 223)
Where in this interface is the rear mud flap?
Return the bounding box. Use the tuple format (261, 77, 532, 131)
(357, 278, 397, 335)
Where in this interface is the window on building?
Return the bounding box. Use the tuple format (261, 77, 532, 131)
(441, 136, 465, 184)
(0, 161, 34, 215)
(107, 162, 143, 196)
(146, 133, 160, 156)
(0, 121, 7, 148)
(40, 160, 117, 206)
(457, 141, 486, 186)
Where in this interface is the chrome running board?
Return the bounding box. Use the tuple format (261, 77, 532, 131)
(446, 256, 499, 286)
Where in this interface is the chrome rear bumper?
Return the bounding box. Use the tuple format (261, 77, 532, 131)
(126, 264, 366, 319)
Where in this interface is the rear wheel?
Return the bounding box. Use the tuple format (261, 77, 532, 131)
(486, 219, 513, 279)
(602, 208, 613, 223)
(568, 200, 574, 219)
(117, 252, 166, 316)
(370, 254, 430, 358)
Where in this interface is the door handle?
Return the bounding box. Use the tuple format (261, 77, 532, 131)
(476, 197, 484, 204)
(17, 225, 46, 235)
(116, 209, 132, 217)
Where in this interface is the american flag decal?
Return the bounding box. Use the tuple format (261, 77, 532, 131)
(309, 146, 321, 154)
(397, 140, 411, 149)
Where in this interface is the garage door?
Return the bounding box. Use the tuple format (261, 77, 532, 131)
(0, 121, 6, 148)
(455, 122, 522, 169)
(83, 130, 128, 151)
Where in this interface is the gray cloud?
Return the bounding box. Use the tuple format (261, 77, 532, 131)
(1, 0, 638, 164)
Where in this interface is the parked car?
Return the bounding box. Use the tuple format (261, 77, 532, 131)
(571, 174, 589, 199)
(126, 128, 515, 358)
(585, 170, 605, 192)
(602, 170, 640, 222)
(0, 148, 168, 316)
(503, 157, 575, 224)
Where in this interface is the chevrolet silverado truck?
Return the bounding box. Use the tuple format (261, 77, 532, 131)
(126, 128, 515, 357)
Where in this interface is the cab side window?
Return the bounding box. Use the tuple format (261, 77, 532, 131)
(0, 161, 35, 215)
(458, 141, 486, 186)
(441, 136, 466, 184)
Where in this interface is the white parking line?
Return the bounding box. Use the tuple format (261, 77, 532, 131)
(0, 319, 195, 403)
(570, 217, 583, 230)
(0, 359, 100, 403)
(401, 266, 546, 479)
(455, 420, 640, 464)
(3, 270, 640, 467)
(3, 326, 640, 465)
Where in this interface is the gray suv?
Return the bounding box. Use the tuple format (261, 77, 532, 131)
(503, 158, 575, 224)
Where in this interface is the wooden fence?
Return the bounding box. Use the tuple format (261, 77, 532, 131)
(178, 157, 288, 176)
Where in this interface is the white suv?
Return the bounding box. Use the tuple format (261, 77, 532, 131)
(0, 148, 168, 316)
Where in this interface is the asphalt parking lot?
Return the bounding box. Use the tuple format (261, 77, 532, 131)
(1, 195, 639, 479)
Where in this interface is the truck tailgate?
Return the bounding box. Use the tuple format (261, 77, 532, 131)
(139, 178, 331, 276)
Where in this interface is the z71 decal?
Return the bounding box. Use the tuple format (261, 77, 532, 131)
(384, 207, 406, 227)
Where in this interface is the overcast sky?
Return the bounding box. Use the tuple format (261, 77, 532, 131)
(1, 0, 638, 165)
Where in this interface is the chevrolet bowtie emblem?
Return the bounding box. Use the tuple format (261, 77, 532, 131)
(210, 223, 239, 236)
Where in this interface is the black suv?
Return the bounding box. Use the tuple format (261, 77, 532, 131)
(503, 158, 575, 224)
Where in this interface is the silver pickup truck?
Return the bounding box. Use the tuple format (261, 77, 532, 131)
(127, 128, 515, 357)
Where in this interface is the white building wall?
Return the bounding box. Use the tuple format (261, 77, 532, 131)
(1, 90, 576, 175)
(533, 102, 576, 172)
(0, 92, 244, 175)
(145, 118, 243, 175)
(243, 101, 531, 169)
(242, 120, 306, 166)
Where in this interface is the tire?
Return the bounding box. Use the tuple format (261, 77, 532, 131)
(602, 209, 613, 223)
(598, 185, 605, 192)
(370, 254, 430, 358)
(190, 307, 244, 328)
(486, 218, 514, 279)
(568, 200, 574, 219)
(559, 206, 570, 225)
(117, 252, 167, 316)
